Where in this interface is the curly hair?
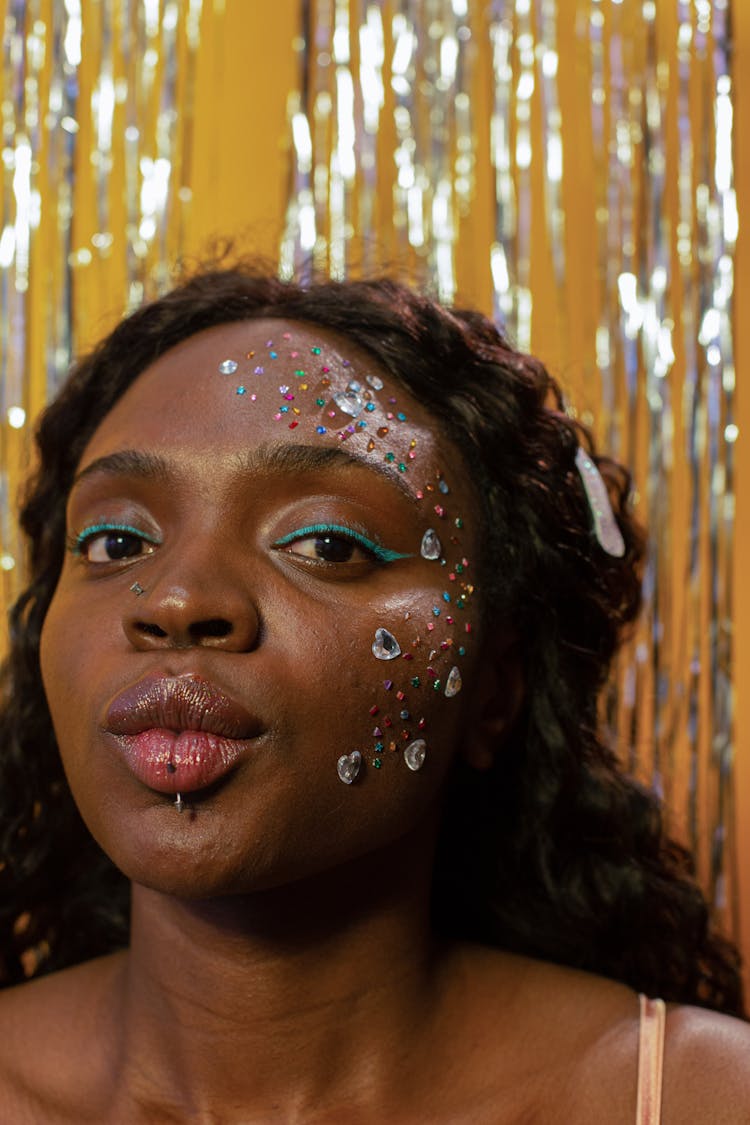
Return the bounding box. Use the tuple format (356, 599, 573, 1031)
(0, 265, 744, 1017)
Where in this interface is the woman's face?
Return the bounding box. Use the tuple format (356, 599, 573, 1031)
(40, 319, 483, 896)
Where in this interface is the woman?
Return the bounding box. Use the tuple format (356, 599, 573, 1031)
(0, 266, 747, 1122)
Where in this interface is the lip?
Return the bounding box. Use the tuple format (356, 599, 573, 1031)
(103, 673, 262, 795)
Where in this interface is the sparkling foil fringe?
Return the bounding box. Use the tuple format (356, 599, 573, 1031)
(281, 0, 738, 932)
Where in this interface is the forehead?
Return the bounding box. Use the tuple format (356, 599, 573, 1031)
(80, 318, 470, 506)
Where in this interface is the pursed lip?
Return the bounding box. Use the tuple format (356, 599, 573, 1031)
(104, 672, 261, 739)
(103, 673, 263, 796)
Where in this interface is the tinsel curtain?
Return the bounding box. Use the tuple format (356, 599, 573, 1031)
(1, 0, 746, 969)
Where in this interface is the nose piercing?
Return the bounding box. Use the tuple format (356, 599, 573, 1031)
(130, 581, 145, 596)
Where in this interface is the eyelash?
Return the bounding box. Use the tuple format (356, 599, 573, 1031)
(67, 522, 160, 558)
(273, 524, 411, 564)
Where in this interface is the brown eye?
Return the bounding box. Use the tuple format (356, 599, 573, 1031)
(73, 524, 160, 563)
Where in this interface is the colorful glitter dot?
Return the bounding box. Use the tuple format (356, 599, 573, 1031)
(316, 426, 327, 434)
(369, 704, 379, 716)
(455, 517, 463, 528)
(280, 405, 289, 414)
(236, 386, 246, 395)
(432, 680, 441, 692)
(397, 412, 406, 422)
(434, 505, 445, 518)
(295, 369, 305, 377)
(367, 439, 376, 452)
(385, 452, 395, 463)
(458, 646, 466, 656)
(442, 592, 451, 603)
(432, 607, 441, 617)
(269, 351, 278, 359)
(289, 420, 299, 429)
(384, 680, 393, 690)
(374, 742, 384, 752)
(254, 366, 264, 374)
(373, 758, 382, 769)
(400, 710, 410, 720)
(311, 346, 322, 355)
(410, 676, 421, 687)
(377, 426, 389, 437)
(446, 616, 454, 625)
(316, 398, 325, 407)
(396, 690, 405, 701)
(365, 402, 376, 412)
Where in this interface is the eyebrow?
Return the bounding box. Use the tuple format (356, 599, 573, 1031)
(72, 443, 419, 504)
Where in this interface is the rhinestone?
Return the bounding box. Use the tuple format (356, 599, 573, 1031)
(366, 374, 384, 390)
(218, 359, 238, 374)
(372, 628, 401, 660)
(337, 750, 362, 785)
(438, 479, 450, 494)
(445, 666, 462, 698)
(333, 389, 364, 417)
(404, 739, 427, 772)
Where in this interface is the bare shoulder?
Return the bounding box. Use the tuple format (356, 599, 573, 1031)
(661, 1003, 750, 1123)
(439, 946, 750, 1124)
(0, 953, 124, 1123)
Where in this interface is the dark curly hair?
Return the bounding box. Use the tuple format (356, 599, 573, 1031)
(0, 265, 744, 1017)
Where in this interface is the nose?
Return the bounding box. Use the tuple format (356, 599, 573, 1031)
(123, 556, 261, 652)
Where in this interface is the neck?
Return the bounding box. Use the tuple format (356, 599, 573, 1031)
(113, 827, 445, 1120)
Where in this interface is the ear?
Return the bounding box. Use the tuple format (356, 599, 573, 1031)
(460, 629, 524, 772)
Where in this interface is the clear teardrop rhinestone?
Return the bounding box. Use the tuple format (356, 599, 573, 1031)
(444, 666, 462, 697)
(366, 374, 384, 390)
(404, 739, 427, 772)
(218, 359, 238, 374)
(333, 390, 363, 417)
(420, 529, 442, 560)
(337, 750, 362, 785)
(372, 628, 401, 660)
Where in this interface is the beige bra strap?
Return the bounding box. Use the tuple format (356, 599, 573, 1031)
(636, 995, 666, 1125)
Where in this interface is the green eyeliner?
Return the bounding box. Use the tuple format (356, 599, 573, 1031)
(274, 524, 412, 564)
(70, 522, 161, 556)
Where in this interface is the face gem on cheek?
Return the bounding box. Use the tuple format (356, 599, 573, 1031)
(444, 666, 462, 697)
(372, 628, 401, 660)
(420, 529, 442, 560)
(337, 750, 362, 785)
(404, 739, 427, 771)
(218, 359, 238, 374)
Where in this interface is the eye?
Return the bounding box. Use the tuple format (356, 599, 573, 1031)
(70, 523, 160, 563)
(273, 524, 411, 566)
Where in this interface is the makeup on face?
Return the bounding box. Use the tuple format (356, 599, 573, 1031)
(52, 319, 478, 838)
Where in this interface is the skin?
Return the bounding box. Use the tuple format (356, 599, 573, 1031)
(0, 319, 748, 1123)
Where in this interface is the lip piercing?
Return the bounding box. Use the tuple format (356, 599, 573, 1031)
(175, 793, 185, 813)
(130, 581, 145, 596)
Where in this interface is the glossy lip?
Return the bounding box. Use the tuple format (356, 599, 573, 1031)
(103, 673, 262, 796)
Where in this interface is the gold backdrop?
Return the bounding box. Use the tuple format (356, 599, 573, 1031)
(2, 0, 748, 992)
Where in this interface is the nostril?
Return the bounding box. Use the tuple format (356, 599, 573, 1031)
(189, 618, 233, 640)
(136, 622, 169, 638)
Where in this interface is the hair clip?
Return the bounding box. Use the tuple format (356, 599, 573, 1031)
(574, 447, 626, 558)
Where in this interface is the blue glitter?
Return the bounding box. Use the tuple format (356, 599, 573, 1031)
(365, 402, 376, 412)
(432, 606, 441, 617)
(316, 426, 327, 434)
(236, 386, 246, 395)
(280, 405, 289, 414)
(397, 412, 406, 421)
(458, 646, 466, 656)
(442, 592, 451, 603)
(269, 350, 278, 359)
(356, 420, 367, 429)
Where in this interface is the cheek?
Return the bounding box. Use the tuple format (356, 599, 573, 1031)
(328, 586, 475, 787)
